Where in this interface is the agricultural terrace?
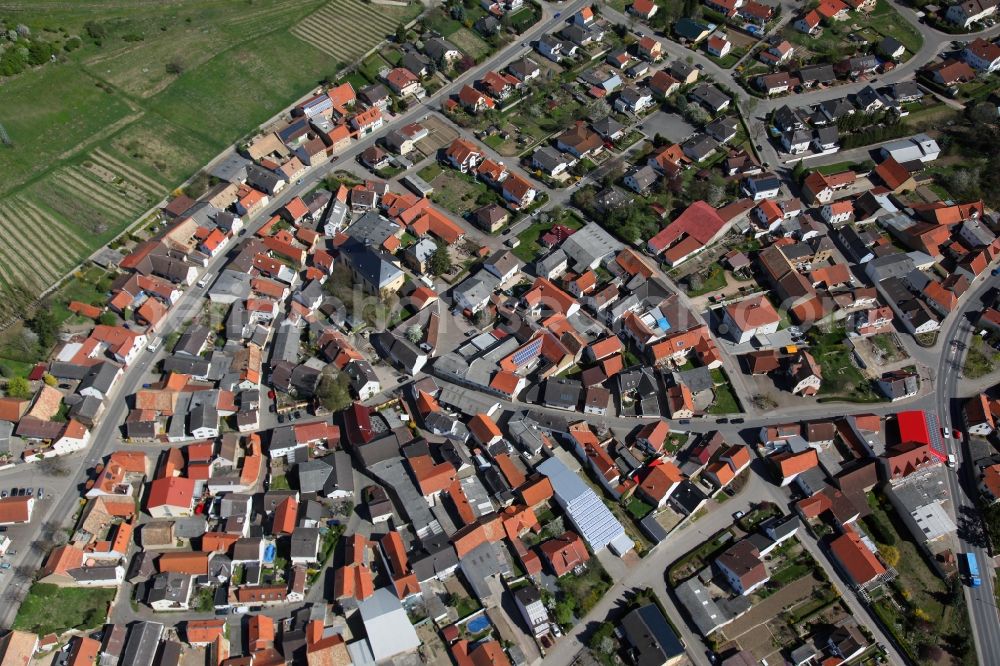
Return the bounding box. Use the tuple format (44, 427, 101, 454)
(291, 0, 421, 63)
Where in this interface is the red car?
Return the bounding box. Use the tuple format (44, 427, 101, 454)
(268, 389, 276, 400)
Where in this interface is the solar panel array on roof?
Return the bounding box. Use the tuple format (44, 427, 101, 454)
(537, 457, 632, 555)
(512, 337, 544, 368)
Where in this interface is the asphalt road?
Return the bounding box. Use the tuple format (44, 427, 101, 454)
(934, 270, 1000, 661)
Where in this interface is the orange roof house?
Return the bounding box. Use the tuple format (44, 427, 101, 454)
(273, 496, 298, 535)
(248, 614, 276, 653)
(772, 449, 819, 485)
(185, 619, 226, 646)
(200, 531, 239, 554)
(69, 301, 103, 320)
(637, 462, 684, 506)
(0, 397, 28, 423)
(495, 454, 527, 489)
(539, 530, 590, 576)
(27, 385, 63, 421)
(468, 413, 503, 446)
(517, 475, 553, 507)
(158, 551, 211, 576)
(407, 455, 456, 498)
(146, 476, 196, 515)
(410, 207, 465, 244)
(636, 420, 670, 452)
(500, 504, 538, 540)
(334, 534, 375, 602)
(0, 496, 32, 524)
(452, 515, 505, 558)
(522, 277, 578, 316)
(722, 444, 752, 472)
(705, 461, 736, 486)
(40, 544, 85, 581)
(830, 525, 888, 588)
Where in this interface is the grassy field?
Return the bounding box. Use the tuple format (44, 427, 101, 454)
(13, 583, 115, 635)
(0, 0, 420, 323)
(450, 28, 491, 61)
(148, 29, 341, 145)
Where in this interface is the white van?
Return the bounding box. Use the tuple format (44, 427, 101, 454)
(146, 337, 162, 353)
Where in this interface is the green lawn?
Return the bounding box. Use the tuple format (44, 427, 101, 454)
(453, 593, 482, 619)
(964, 336, 996, 379)
(269, 473, 291, 490)
(708, 368, 741, 414)
(483, 134, 506, 149)
(14, 583, 115, 635)
(423, 8, 464, 37)
(686, 264, 728, 296)
(50, 267, 115, 325)
(626, 497, 655, 519)
(508, 5, 541, 33)
(418, 163, 444, 182)
(866, 0, 924, 53)
(807, 326, 881, 401)
(782, 0, 922, 61)
(359, 53, 392, 83)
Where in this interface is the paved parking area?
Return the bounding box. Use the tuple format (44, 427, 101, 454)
(637, 111, 696, 144)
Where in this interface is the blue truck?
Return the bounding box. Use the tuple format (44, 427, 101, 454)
(964, 552, 981, 587)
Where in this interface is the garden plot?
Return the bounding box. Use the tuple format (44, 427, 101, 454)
(415, 114, 461, 156)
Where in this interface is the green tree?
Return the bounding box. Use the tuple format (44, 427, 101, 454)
(98, 312, 117, 326)
(791, 161, 807, 184)
(554, 599, 575, 626)
(26, 40, 55, 66)
(6, 377, 30, 400)
(428, 244, 453, 276)
(84, 21, 105, 39)
(317, 373, 352, 413)
(28, 308, 57, 350)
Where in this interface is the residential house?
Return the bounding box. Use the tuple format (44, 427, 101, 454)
(946, 0, 998, 27)
(707, 35, 732, 58)
(964, 37, 1000, 72)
